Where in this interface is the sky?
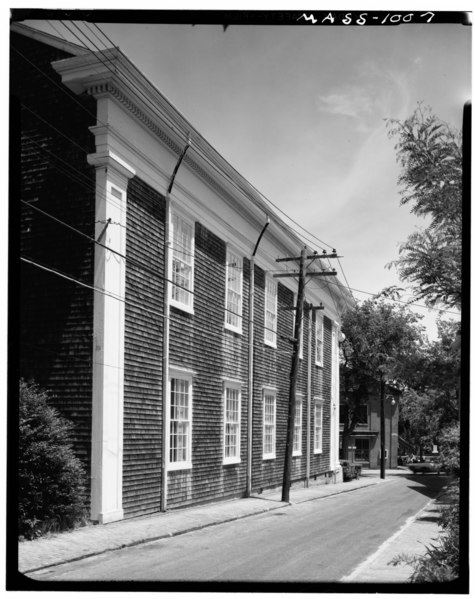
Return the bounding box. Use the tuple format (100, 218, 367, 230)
(19, 7, 471, 339)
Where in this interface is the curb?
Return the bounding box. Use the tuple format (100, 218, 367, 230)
(22, 479, 381, 575)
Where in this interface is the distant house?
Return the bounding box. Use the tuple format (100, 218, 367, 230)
(13, 23, 351, 524)
(339, 382, 401, 469)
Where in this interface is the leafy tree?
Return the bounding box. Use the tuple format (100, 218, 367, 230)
(398, 318, 460, 458)
(386, 104, 462, 310)
(18, 379, 88, 539)
(340, 297, 423, 463)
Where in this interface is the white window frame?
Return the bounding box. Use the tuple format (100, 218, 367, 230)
(169, 210, 194, 313)
(314, 398, 323, 454)
(264, 276, 278, 347)
(168, 369, 193, 471)
(225, 247, 243, 334)
(315, 312, 324, 367)
(293, 393, 303, 456)
(223, 381, 241, 465)
(263, 388, 277, 459)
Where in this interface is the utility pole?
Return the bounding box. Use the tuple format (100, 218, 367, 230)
(281, 247, 306, 503)
(275, 248, 339, 503)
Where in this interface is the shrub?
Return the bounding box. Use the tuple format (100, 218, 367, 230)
(438, 423, 460, 475)
(18, 379, 88, 539)
(341, 460, 361, 481)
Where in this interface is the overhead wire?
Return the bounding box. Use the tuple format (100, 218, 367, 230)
(14, 19, 358, 310)
(19, 99, 314, 285)
(88, 20, 336, 252)
(47, 20, 338, 254)
(20, 253, 301, 360)
(13, 27, 336, 275)
(19, 91, 449, 321)
(17, 21, 426, 321)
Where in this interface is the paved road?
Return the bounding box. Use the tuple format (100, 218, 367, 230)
(32, 474, 448, 582)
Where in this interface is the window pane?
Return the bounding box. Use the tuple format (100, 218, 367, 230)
(265, 279, 277, 345)
(171, 214, 193, 307)
(264, 393, 275, 456)
(225, 251, 242, 330)
(170, 377, 190, 464)
(293, 398, 302, 452)
(224, 385, 240, 460)
(314, 403, 323, 452)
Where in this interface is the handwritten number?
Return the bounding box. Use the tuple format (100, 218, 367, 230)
(421, 11, 435, 23)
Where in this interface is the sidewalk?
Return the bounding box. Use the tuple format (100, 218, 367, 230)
(19, 468, 445, 582)
(343, 488, 449, 582)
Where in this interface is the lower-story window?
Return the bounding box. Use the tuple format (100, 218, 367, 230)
(293, 394, 303, 456)
(224, 382, 241, 464)
(169, 370, 193, 470)
(314, 399, 323, 453)
(263, 389, 276, 459)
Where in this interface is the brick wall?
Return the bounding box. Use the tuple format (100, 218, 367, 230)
(14, 32, 97, 493)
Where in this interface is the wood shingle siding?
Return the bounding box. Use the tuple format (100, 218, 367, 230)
(14, 32, 97, 500)
(15, 24, 349, 521)
(167, 222, 249, 508)
(123, 177, 166, 517)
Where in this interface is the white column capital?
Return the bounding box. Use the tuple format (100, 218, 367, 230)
(87, 150, 136, 183)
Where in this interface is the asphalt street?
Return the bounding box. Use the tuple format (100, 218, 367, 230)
(31, 473, 448, 583)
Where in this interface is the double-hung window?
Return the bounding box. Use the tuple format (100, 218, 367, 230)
(169, 370, 192, 470)
(225, 248, 243, 333)
(263, 389, 276, 459)
(315, 312, 324, 367)
(314, 399, 323, 454)
(293, 394, 303, 456)
(223, 382, 241, 464)
(170, 211, 194, 312)
(265, 276, 277, 347)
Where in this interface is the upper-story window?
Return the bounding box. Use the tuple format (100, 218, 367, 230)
(315, 312, 324, 367)
(170, 211, 194, 312)
(225, 248, 243, 333)
(356, 404, 368, 426)
(265, 276, 277, 347)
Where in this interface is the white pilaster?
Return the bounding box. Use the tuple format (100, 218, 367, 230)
(330, 322, 341, 475)
(89, 151, 135, 523)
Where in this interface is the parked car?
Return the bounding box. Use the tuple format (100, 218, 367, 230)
(408, 457, 442, 474)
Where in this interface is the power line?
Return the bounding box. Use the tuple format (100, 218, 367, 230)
(20, 254, 305, 356)
(15, 24, 359, 319)
(13, 28, 338, 279)
(23, 21, 338, 255)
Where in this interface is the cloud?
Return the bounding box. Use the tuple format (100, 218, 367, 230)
(317, 61, 414, 128)
(318, 87, 373, 120)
